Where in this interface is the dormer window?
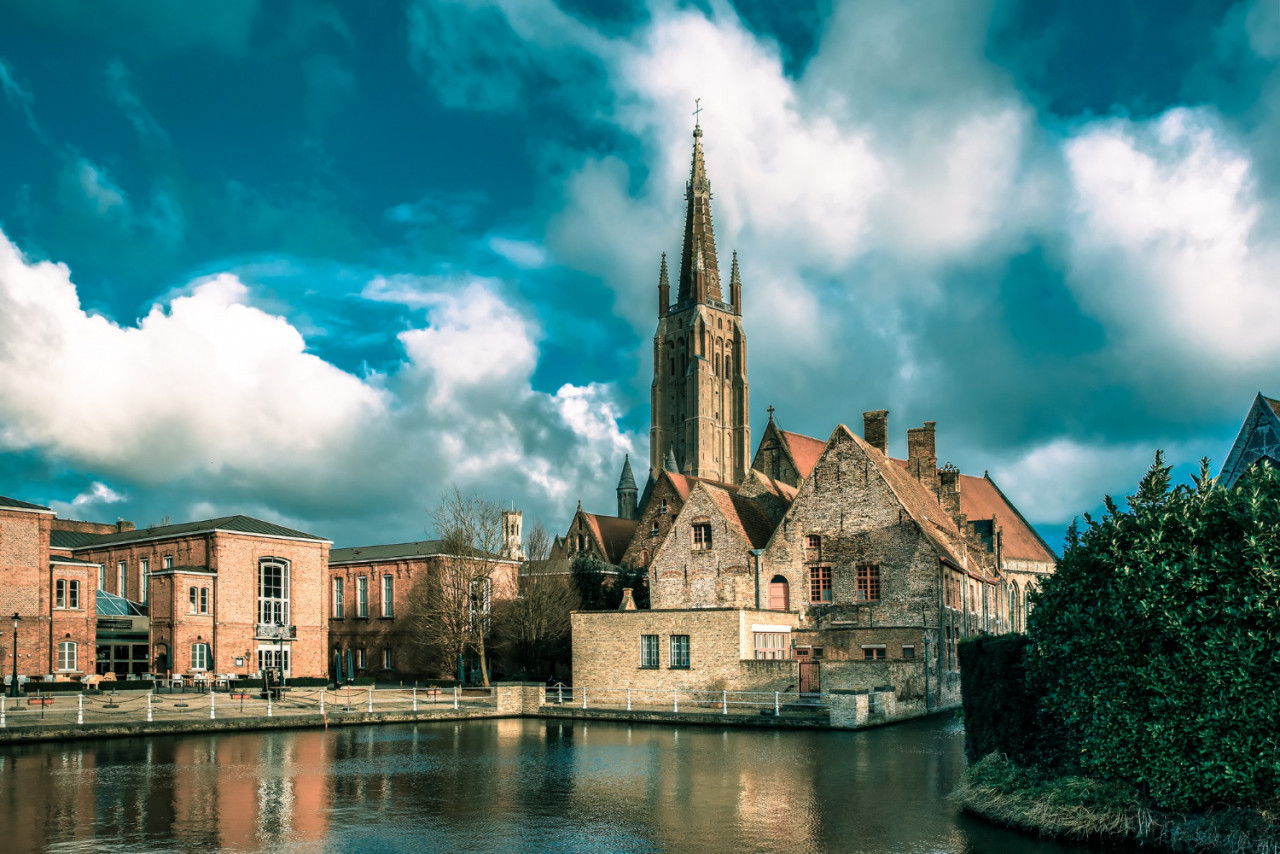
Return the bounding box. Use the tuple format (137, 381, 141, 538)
(650, 521, 660, 537)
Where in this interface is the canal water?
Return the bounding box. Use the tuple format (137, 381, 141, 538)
(0, 716, 1122, 853)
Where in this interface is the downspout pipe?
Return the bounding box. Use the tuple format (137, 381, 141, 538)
(749, 549, 764, 609)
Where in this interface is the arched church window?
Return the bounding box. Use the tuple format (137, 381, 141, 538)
(714, 353, 721, 375)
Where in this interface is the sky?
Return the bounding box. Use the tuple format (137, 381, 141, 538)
(0, 0, 1277, 550)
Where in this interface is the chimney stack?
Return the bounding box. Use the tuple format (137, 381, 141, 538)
(939, 463, 962, 522)
(862, 410, 889, 455)
(907, 421, 939, 497)
(618, 588, 637, 611)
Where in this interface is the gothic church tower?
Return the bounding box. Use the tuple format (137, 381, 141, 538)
(649, 122, 750, 485)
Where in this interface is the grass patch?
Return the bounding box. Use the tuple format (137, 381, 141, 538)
(952, 754, 1280, 854)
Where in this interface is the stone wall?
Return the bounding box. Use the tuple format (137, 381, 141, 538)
(648, 486, 757, 610)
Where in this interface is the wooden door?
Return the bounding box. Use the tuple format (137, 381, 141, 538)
(768, 576, 789, 611)
(799, 660, 820, 695)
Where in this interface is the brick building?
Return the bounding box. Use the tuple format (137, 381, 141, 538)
(569, 121, 1056, 716)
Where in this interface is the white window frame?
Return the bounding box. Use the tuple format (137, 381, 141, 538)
(357, 576, 368, 618)
(139, 558, 149, 604)
(258, 559, 290, 625)
(332, 577, 344, 619)
(640, 634, 659, 668)
(98, 564, 106, 589)
(191, 643, 210, 671)
(163, 555, 173, 570)
(57, 641, 77, 672)
(382, 647, 392, 670)
(117, 560, 126, 596)
(381, 574, 394, 618)
(669, 634, 690, 669)
(357, 647, 367, 670)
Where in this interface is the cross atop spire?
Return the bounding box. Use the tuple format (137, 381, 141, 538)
(693, 97, 703, 129)
(676, 118, 721, 305)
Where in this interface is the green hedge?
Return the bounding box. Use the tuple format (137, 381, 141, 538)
(957, 634, 1038, 765)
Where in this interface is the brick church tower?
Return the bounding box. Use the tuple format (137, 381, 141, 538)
(649, 121, 750, 485)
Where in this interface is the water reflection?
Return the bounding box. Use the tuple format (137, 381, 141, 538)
(0, 718, 1124, 853)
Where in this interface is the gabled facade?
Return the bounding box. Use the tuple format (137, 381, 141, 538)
(749, 415, 826, 489)
(563, 504, 638, 565)
(1221, 392, 1280, 488)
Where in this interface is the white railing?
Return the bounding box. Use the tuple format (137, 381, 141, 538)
(543, 685, 827, 716)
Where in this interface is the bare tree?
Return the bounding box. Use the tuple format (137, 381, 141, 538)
(525, 519, 552, 562)
(494, 572, 579, 679)
(405, 487, 515, 686)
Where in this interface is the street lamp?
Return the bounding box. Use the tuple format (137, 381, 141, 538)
(10, 613, 20, 699)
(275, 618, 286, 691)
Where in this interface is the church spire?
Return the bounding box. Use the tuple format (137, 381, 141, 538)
(728, 250, 741, 314)
(676, 121, 722, 305)
(657, 252, 669, 316)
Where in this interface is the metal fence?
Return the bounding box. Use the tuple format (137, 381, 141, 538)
(0, 685, 496, 730)
(543, 684, 828, 716)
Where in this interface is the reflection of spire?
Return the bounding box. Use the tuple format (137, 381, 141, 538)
(665, 447, 679, 473)
(676, 123, 722, 305)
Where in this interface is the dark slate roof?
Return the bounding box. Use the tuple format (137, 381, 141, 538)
(1268, 395, 1280, 417)
(330, 540, 448, 563)
(52, 529, 106, 549)
(0, 495, 51, 511)
(74, 515, 327, 548)
(617, 455, 638, 491)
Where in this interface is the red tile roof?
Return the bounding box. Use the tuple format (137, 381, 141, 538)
(780, 430, 826, 478)
(702, 484, 779, 549)
(666, 472, 739, 501)
(582, 513, 639, 565)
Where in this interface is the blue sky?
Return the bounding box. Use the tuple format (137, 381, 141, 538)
(0, 0, 1276, 549)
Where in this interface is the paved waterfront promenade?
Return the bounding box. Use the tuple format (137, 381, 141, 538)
(0, 682, 916, 742)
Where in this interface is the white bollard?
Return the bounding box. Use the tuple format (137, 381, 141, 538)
(775, 692, 779, 716)
(78, 693, 84, 725)
(147, 692, 153, 722)
(581, 687, 587, 710)
(557, 683, 563, 704)
(673, 688, 678, 713)
(210, 691, 216, 720)
(626, 687, 631, 711)
(320, 690, 325, 715)
(268, 694, 273, 717)
(723, 689, 728, 715)
(412, 686, 417, 711)
(454, 686, 459, 709)
(367, 689, 373, 713)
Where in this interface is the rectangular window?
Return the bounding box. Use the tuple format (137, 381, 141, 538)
(164, 555, 173, 570)
(640, 634, 659, 668)
(753, 632, 789, 660)
(199, 587, 209, 614)
(902, 645, 916, 660)
(139, 559, 149, 604)
(58, 641, 77, 671)
(257, 647, 290, 676)
(55, 579, 67, 609)
(862, 645, 886, 661)
(809, 565, 832, 602)
(669, 635, 690, 669)
(98, 564, 106, 589)
(332, 578, 345, 619)
(191, 643, 209, 671)
(258, 559, 289, 625)
(66, 580, 79, 609)
(805, 534, 821, 561)
(189, 586, 199, 614)
(857, 563, 881, 602)
(117, 561, 127, 596)
(382, 647, 393, 670)
(381, 574, 394, 617)
(691, 523, 712, 550)
(357, 576, 368, 618)
(357, 647, 367, 670)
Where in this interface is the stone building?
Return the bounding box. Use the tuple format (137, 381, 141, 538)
(569, 120, 1056, 715)
(1221, 392, 1280, 487)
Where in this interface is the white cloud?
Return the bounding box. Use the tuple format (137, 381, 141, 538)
(1064, 107, 1280, 369)
(50, 482, 125, 520)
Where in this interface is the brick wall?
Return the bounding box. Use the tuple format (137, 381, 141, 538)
(0, 507, 53, 677)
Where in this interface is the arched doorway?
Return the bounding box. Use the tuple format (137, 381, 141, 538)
(768, 575, 790, 611)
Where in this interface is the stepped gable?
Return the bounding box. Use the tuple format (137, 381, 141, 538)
(779, 430, 825, 479)
(581, 512, 639, 565)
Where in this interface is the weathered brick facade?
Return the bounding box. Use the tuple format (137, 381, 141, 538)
(0, 501, 56, 678)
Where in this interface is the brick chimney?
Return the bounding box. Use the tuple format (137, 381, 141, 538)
(862, 410, 889, 455)
(907, 421, 939, 497)
(939, 463, 963, 522)
(618, 588, 637, 611)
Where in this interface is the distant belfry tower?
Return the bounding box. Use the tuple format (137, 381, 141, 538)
(649, 117, 750, 485)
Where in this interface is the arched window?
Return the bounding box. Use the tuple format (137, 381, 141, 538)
(57, 641, 77, 672)
(714, 352, 721, 375)
(258, 558, 290, 626)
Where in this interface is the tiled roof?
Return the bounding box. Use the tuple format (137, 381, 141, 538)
(0, 495, 51, 512)
(888, 458, 1056, 564)
(52, 529, 105, 549)
(666, 472, 738, 501)
(330, 540, 447, 563)
(958, 474, 1057, 563)
(72, 515, 327, 548)
(741, 470, 798, 502)
(780, 430, 825, 478)
(703, 484, 779, 549)
(1267, 395, 1280, 418)
(582, 513, 638, 564)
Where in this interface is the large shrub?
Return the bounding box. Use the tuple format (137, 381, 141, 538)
(1030, 454, 1280, 810)
(958, 634, 1039, 766)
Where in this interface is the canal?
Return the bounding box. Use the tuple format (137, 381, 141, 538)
(0, 716, 1121, 853)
